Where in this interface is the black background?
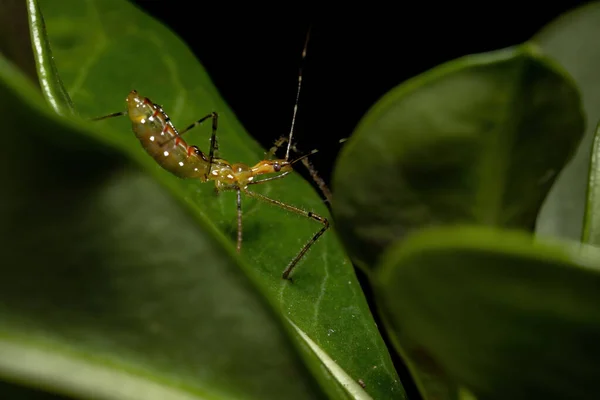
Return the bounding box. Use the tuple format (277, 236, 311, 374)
(126, 2, 589, 193)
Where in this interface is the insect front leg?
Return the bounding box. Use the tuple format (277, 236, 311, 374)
(267, 136, 332, 203)
(267, 136, 289, 159)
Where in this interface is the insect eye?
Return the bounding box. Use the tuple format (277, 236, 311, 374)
(274, 163, 281, 172)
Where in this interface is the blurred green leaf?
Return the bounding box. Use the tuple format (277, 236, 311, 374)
(26, 0, 74, 115)
(0, 0, 406, 399)
(332, 45, 583, 271)
(582, 122, 600, 244)
(534, 2, 600, 240)
(376, 225, 600, 400)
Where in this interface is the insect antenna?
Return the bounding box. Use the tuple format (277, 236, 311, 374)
(284, 26, 311, 161)
(265, 26, 336, 205)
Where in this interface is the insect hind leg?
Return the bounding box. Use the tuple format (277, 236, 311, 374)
(242, 188, 329, 280)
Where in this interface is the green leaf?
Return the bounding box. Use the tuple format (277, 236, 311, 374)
(332, 44, 584, 271)
(582, 122, 600, 244)
(533, 3, 600, 240)
(26, 0, 74, 116)
(0, 0, 406, 398)
(375, 225, 600, 400)
(0, 55, 326, 400)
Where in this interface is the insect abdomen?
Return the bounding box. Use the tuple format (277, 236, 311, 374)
(134, 122, 209, 179)
(126, 91, 209, 180)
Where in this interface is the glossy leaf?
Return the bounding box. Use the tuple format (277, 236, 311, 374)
(582, 122, 600, 244)
(0, 0, 406, 399)
(0, 54, 326, 400)
(332, 45, 584, 270)
(534, 3, 600, 240)
(26, 0, 74, 115)
(376, 225, 600, 400)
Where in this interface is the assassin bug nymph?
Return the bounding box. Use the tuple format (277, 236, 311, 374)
(92, 28, 329, 280)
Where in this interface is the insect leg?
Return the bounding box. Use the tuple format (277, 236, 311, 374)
(267, 137, 333, 204)
(179, 112, 219, 175)
(295, 154, 332, 204)
(236, 188, 243, 252)
(242, 189, 329, 280)
(180, 112, 219, 158)
(91, 111, 126, 121)
(267, 136, 289, 159)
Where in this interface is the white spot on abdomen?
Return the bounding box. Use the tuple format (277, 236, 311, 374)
(163, 151, 169, 157)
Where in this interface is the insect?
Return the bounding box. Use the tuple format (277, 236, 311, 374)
(92, 28, 329, 280)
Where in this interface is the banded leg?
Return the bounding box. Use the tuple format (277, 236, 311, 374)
(175, 112, 219, 176)
(268, 135, 333, 204)
(242, 189, 329, 280)
(236, 188, 243, 252)
(180, 112, 219, 167)
(296, 155, 332, 204)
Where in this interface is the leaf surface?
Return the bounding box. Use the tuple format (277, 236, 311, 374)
(332, 45, 583, 270)
(377, 226, 600, 400)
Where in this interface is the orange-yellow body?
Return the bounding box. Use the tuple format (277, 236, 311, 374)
(126, 90, 292, 189)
